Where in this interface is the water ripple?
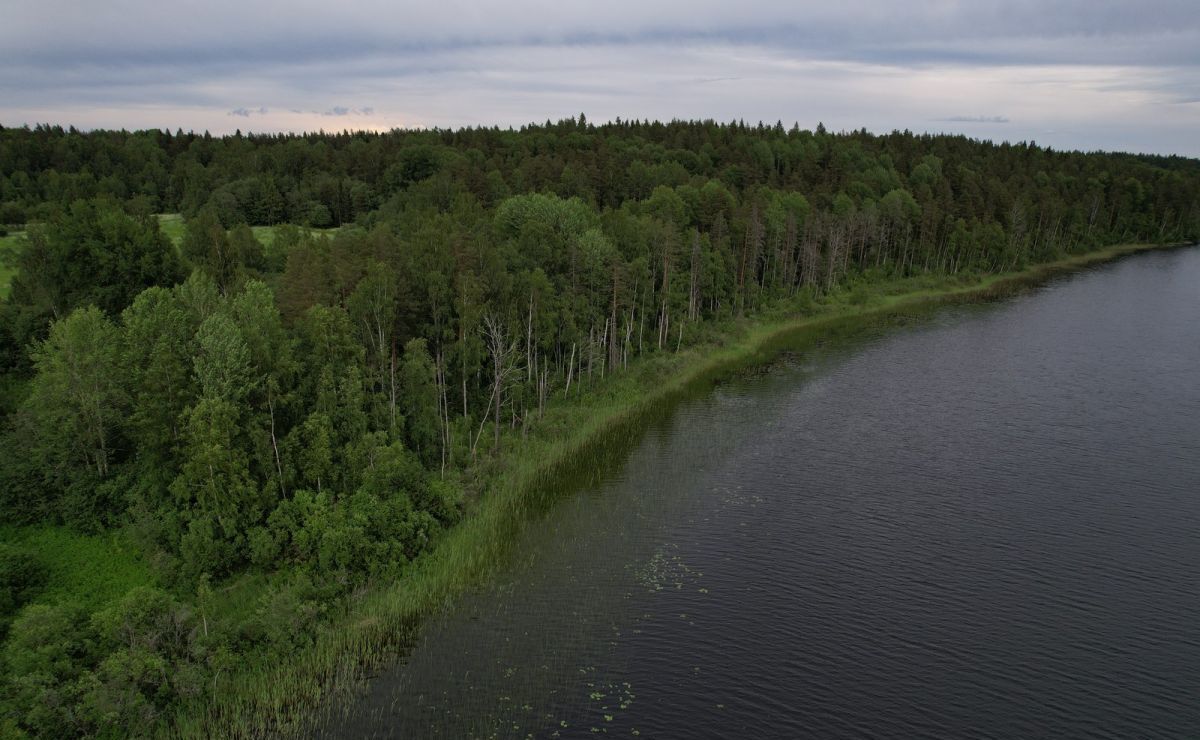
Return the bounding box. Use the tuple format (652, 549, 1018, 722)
(325, 247, 1200, 739)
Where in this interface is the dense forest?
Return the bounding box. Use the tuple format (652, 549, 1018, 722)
(0, 117, 1197, 736)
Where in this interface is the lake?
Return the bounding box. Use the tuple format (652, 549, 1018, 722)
(326, 246, 1200, 738)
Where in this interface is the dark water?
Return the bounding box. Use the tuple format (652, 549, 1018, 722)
(330, 247, 1200, 739)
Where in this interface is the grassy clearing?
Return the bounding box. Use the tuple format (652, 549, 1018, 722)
(0, 230, 25, 299)
(250, 225, 278, 247)
(174, 240, 1187, 738)
(0, 525, 153, 615)
(157, 213, 280, 250)
(1, 217, 333, 297)
(156, 213, 336, 250)
(157, 213, 187, 247)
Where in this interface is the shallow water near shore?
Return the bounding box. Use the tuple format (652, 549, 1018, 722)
(324, 247, 1200, 738)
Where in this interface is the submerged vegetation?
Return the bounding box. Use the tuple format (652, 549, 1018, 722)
(0, 118, 1197, 737)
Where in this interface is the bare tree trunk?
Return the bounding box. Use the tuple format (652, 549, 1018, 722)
(526, 291, 534, 384)
(784, 213, 799, 291)
(638, 290, 645, 355)
(658, 302, 669, 350)
(600, 318, 609, 378)
(436, 349, 451, 475)
(688, 231, 701, 320)
(492, 332, 503, 450)
(587, 324, 595, 380)
(609, 261, 621, 372)
(564, 342, 576, 396)
(389, 335, 397, 436)
(624, 307, 633, 370)
(538, 366, 548, 418)
(481, 314, 520, 455)
(267, 385, 286, 497)
(738, 206, 762, 315)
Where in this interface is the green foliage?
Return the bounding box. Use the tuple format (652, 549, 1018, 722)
(121, 287, 194, 463)
(0, 199, 181, 370)
(0, 545, 46, 630)
(643, 185, 688, 226)
(193, 313, 253, 403)
(85, 587, 201, 731)
(2, 585, 202, 737)
(0, 230, 23, 300)
(155, 214, 186, 246)
(495, 192, 595, 241)
(170, 398, 258, 572)
(3, 603, 93, 736)
(18, 307, 124, 527)
(880, 187, 920, 224)
(0, 119, 1196, 737)
(399, 338, 439, 462)
(347, 261, 399, 434)
(242, 571, 328, 652)
(0, 526, 152, 615)
(180, 210, 256, 293)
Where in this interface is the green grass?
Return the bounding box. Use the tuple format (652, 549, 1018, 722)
(157, 213, 281, 250)
(251, 225, 278, 247)
(157, 213, 187, 247)
(173, 240, 1188, 738)
(0, 230, 25, 299)
(0, 524, 154, 614)
(2, 217, 334, 299)
(156, 214, 335, 250)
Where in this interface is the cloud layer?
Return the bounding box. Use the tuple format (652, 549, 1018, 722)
(2, 1, 1197, 155)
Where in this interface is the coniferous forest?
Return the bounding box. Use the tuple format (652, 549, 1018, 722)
(1, 118, 1198, 736)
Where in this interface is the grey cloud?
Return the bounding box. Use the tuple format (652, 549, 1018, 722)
(319, 106, 375, 116)
(0, 1, 1197, 156)
(3, 1, 1199, 71)
(2, 3, 1199, 108)
(940, 116, 1010, 124)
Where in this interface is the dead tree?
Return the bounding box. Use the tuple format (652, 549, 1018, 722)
(688, 230, 701, 321)
(473, 313, 521, 457)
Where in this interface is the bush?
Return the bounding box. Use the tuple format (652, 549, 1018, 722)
(242, 572, 329, 653)
(0, 544, 47, 620)
(3, 603, 93, 736)
(0, 200, 25, 225)
(83, 587, 201, 733)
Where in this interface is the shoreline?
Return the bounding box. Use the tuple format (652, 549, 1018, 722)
(177, 240, 1192, 737)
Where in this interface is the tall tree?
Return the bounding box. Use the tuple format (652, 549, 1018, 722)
(20, 306, 124, 524)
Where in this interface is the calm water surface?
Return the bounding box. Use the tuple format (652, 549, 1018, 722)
(328, 247, 1200, 738)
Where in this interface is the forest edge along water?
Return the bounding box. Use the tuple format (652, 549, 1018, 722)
(325, 241, 1200, 738)
(4, 121, 1196, 739)
(183, 240, 1196, 737)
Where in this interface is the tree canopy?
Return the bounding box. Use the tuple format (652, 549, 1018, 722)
(0, 117, 1197, 737)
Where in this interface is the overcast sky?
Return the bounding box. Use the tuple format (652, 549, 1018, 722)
(2, 0, 1197, 156)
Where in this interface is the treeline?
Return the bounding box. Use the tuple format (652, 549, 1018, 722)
(0, 118, 1198, 736)
(3, 118, 1198, 237)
